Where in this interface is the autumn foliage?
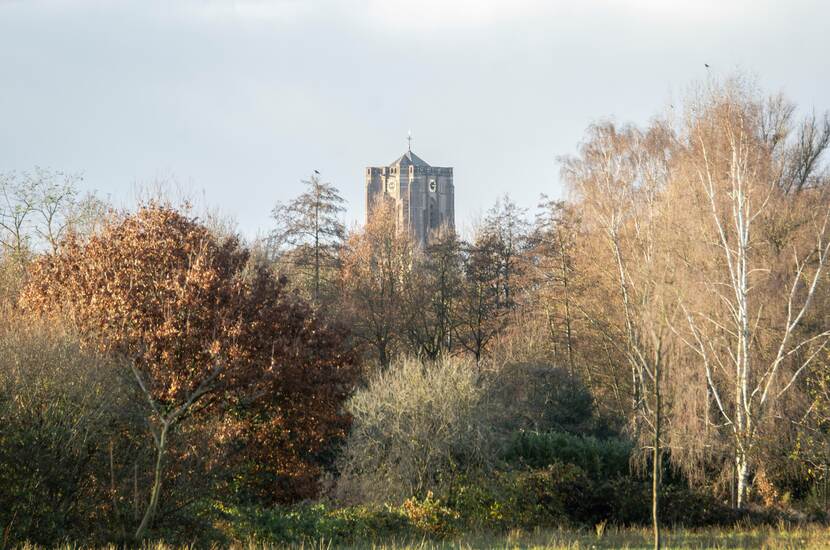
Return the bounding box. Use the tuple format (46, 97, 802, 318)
(20, 203, 358, 531)
(6, 74, 830, 547)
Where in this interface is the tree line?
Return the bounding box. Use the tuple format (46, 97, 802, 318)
(1, 74, 829, 547)
(268, 76, 830, 547)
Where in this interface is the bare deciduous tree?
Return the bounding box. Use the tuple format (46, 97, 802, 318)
(341, 198, 416, 369)
(0, 168, 103, 260)
(400, 225, 463, 359)
(673, 81, 830, 508)
(563, 121, 676, 549)
(481, 195, 530, 309)
(453, 229, 506, 364)
(528, 197, 581, 376)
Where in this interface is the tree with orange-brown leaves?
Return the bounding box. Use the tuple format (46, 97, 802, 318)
(20, 203, 357, 539)
(340, 197, 416, 369)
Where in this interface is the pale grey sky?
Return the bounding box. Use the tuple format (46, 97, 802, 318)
(1, 0, 828, 237)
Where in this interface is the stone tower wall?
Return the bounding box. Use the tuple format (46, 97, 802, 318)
(365, 157, 454, 245)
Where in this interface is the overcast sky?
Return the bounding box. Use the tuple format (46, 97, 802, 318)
(1, 0, 829, 238)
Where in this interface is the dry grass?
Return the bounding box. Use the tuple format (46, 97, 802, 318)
(16, 525, 830, 549)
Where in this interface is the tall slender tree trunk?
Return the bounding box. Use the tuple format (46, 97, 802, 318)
(652, 363, 662, 550)
(135, 422, 169, 540)
(631, 365, 641, 441)
(378, 339, 389, 370)
(561, 253, 575, 377)
(736, 447, 750, 509)
(133, 463, 139, 522)
(314, 233, 320, 301)
(314, 199, 321, 302)
(734, 187, 751, 509)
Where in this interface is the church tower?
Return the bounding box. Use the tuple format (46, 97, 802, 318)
(365, 141, 454, 245)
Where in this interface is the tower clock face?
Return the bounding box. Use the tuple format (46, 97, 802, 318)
(387, 180, 395, 192)
(429, 180, 437, 193)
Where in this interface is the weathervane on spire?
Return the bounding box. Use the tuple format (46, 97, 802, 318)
(407, 130, 412, 152)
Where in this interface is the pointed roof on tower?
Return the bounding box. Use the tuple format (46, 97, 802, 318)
(389, 150, 431, 168)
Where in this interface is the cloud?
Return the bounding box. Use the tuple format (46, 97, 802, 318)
(610, 0, 764, 24)
(359, 0, 768, 33)
(0, 0, 313, 23)
(0, 0, 770, 32)
(180, 0, 312, 22)
(363, 0, 553, 31)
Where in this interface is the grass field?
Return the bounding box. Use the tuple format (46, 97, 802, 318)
(16, 525, 830, 550)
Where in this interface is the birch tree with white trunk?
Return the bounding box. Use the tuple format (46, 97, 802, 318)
(675, 81, 830, 508)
